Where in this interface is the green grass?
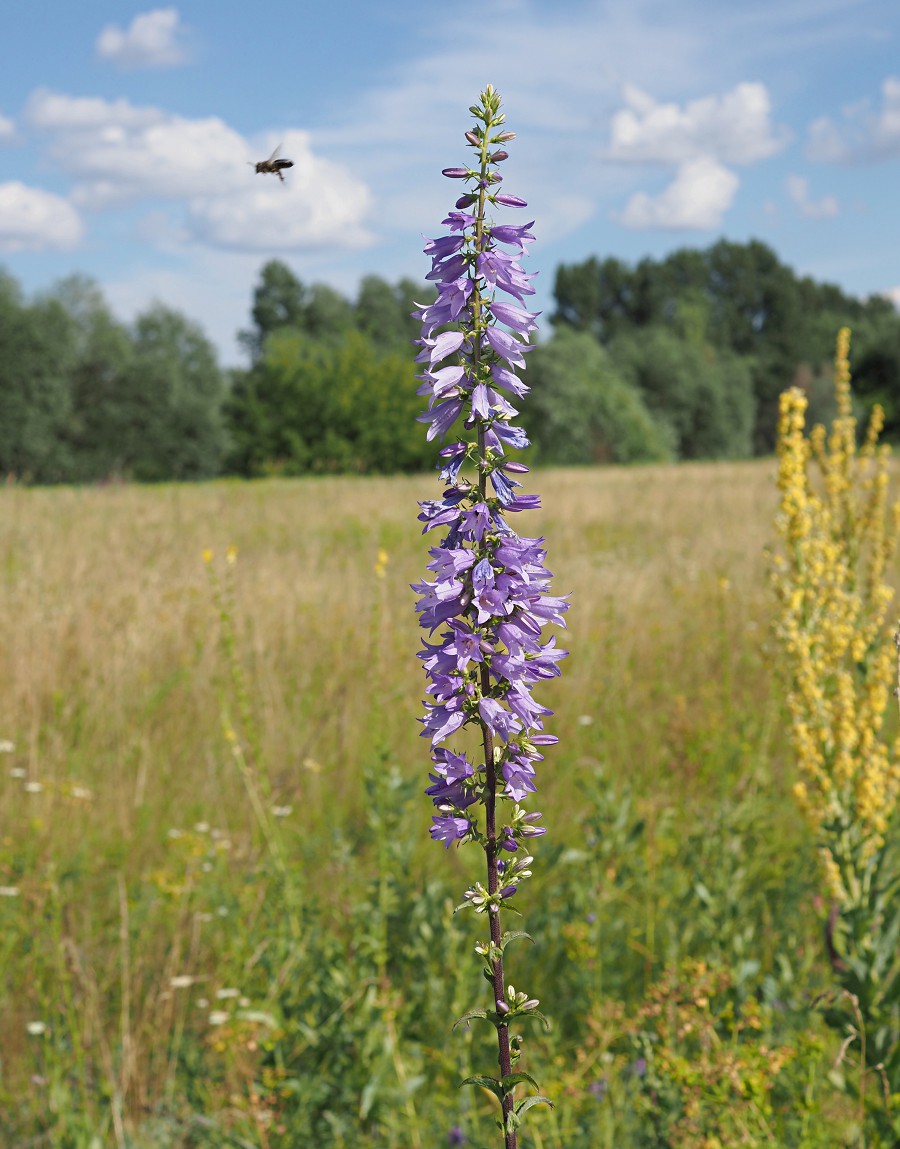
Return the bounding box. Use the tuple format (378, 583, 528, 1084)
(0, 462, 868, 1147)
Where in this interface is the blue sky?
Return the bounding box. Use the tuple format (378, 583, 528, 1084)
(1, 0, 899, 363)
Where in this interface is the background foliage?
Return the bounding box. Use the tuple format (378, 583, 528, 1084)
(3, 240, 900, 482)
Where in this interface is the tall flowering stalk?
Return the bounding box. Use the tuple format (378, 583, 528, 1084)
(412, 86, 567, 1148)
(770, 329, 900, 1138)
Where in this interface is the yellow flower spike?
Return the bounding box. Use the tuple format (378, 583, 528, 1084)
(770, 329, 900, 893)
(203, 548, 214, 563)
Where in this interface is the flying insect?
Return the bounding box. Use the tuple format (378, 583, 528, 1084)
(252, 144, 294, 183)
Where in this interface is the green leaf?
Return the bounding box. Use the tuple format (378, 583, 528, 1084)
(500, 930, 534, 952)
(460, 1076, 504, 1106)
(516, 1095, 554, 1118)
(452, 1008, 491, 1031)
(500, 1072, 540, 1093)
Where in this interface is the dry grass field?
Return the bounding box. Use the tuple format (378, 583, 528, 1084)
(0, 461, 857, 1147)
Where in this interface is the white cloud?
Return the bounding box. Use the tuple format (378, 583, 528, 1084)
(96, 7, 188, 70)
(607, 81, 786, 166)
(0, 183, 83, 251)
(786, 174, 838, 218)
(807, 75, 900, 163)
(0, 113, 15, 142)
(618, 156, 739, 230)
(26, 91, 373, 253)
(188, 134, 374, 252)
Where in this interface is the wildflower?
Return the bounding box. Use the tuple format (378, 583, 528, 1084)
(271, 805, 292, 817)
(414, 84, 564, 1147)
(24, 781, 42, 793)
(170, 975, 196, 989)
(26, 1021, 46, 1036)
(216, 987, 240, 999)
(0, 886, 19, 897)
(208, 1010, 229, 1026)
(0, 740, 14, 753)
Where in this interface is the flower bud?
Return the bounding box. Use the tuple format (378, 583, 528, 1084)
(489, 150, 509, 163)
(465, 130, 481, 146)
(442, 167, 469, 179)
(455, 194, 477, 209)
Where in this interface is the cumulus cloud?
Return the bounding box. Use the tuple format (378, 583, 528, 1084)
(618, 157, 739, 230)
(786, 174, 838, 219)
(605, 81, 786, 231)
(0, 113, 15, 142)
(608, 81, 786, 166)
(0, 183, 83, 252)
(25, 90, 373, 252)
(96, 7, 188, 70)
(808, 76, 900, 163)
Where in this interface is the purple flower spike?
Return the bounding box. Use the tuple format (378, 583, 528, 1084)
(415, 89, 567, 857)
(412, 85, 566, 1144)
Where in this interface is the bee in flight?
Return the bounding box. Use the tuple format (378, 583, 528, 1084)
(252, 144, 294, 183)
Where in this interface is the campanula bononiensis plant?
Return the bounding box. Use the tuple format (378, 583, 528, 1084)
(412, 85, 568, 1148)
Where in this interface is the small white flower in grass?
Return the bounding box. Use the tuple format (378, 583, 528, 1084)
(216, 987, 240, 999)
(170, 975, 195, 989)
(208, 1010, 229, 1026)
(167, 828, 183, 839)
(70, 786, 92, 801)
(197, 997, 209, 1008)
(271, 805, 292, 818)
(26, 1021, 46, 1036)
(194, 822, 210, 833)
(239, 996, 250, 1007)
(9, 767, 25, 778)
(0, 740, 15, 753)
(24, 781, 42, 793)
(216, 906, 228, 916)
(0, 886, 20, 897)
(577, 715, 594, 726)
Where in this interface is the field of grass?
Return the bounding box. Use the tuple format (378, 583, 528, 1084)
(0, 461, 874, 1147)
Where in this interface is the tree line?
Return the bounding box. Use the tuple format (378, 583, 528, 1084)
(2, 240, 900, 483)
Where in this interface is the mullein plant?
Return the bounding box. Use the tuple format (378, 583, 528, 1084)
(771, 329, 900, 1141)
(412, 85, 568, 1149)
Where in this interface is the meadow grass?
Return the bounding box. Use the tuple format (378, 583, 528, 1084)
(0, 461, 863, 1146)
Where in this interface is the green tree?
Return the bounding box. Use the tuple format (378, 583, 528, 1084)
(226, 329, 431, 476)
(525, 329, 672, 464)
(49, 276, 135, 482)
(610, 326, 755, 460)
(114, 305, 226, 481)
(239, 260, 308, 360)
(0, 273, 76, 482)
(355, 275, 426, 349)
